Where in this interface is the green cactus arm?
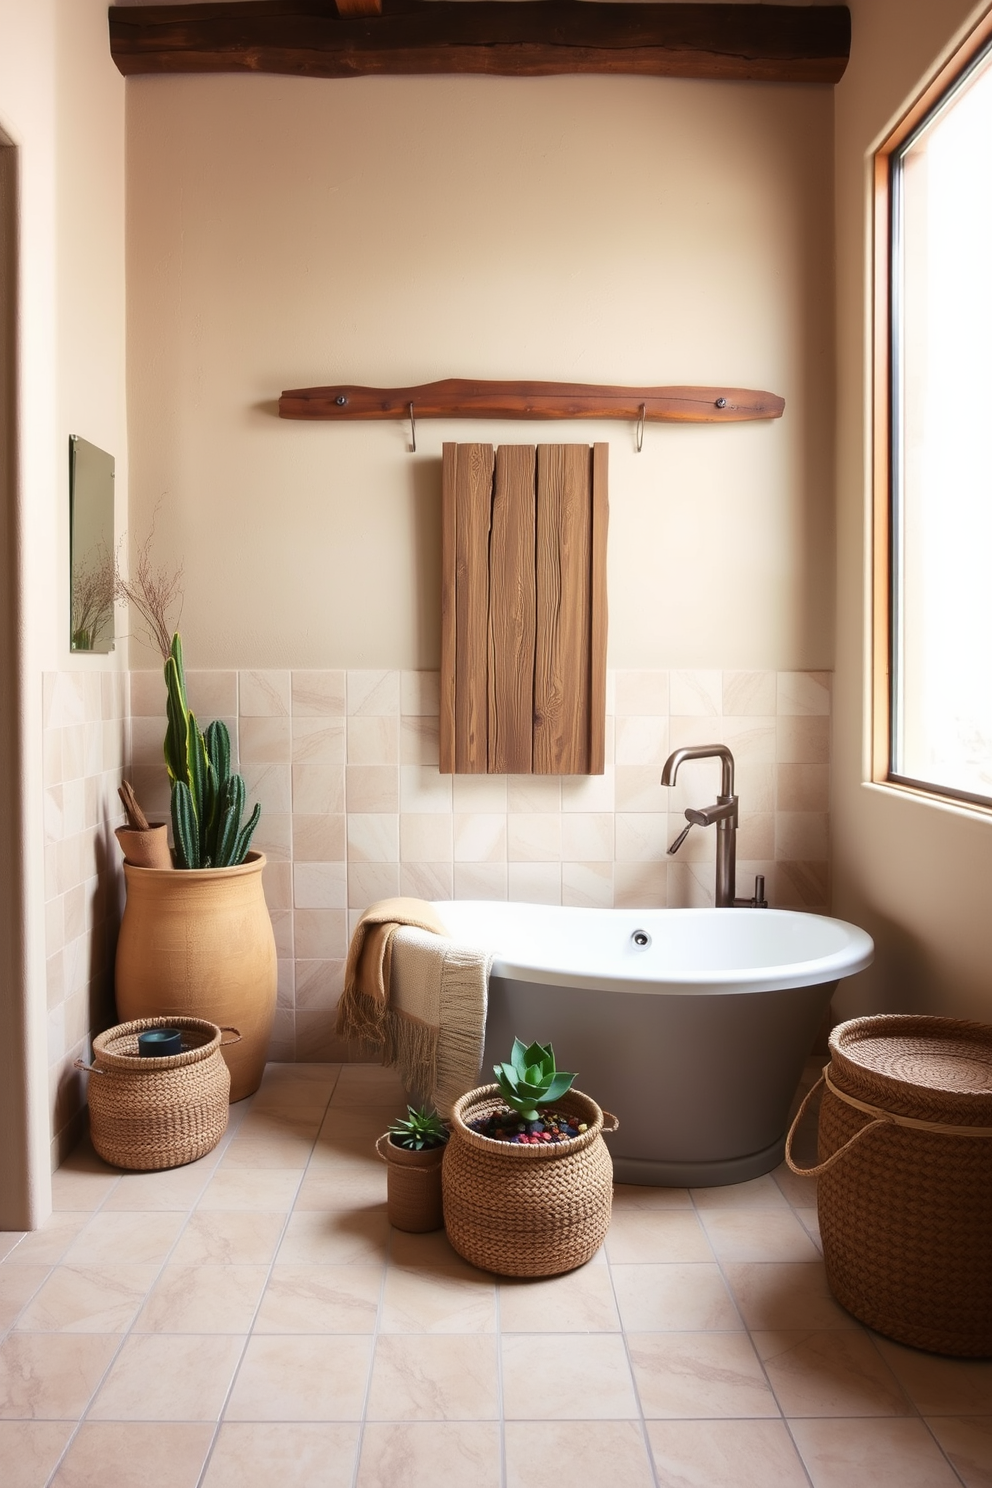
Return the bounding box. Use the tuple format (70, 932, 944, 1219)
(213, 775, 246, 867)
(163, 656, 189, 784)
(171, 780, 201, 869)
(186, 711, 209, 826)
(232, 800, 261, 866)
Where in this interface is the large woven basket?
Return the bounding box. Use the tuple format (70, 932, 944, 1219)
(78, 1016, 238, 1171)
(786, 1014, 992, 1357)
(442, 1085, 618, 1277)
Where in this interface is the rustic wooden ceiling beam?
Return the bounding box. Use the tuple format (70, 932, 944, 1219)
(109, 3, 851, 85)
(334, 0, 382, 17)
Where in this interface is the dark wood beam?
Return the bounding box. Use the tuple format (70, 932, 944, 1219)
(109, 3, 851, 85)
(278, 380, 786, 424)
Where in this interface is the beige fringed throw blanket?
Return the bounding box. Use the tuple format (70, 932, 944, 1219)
(336, 898, 492, 1117)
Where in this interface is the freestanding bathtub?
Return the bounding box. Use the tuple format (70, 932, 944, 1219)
(434, 901, 874, 1186)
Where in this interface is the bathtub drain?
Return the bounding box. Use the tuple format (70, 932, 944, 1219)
(631, 930, 651, 949)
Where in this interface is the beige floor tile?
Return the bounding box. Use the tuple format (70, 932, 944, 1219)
(4, 1213, 88, 1266)
(277, 1209, 390, 1264)
(0, 1332, 118, 1419)
(226, 1334, 372, 1421)
(366, 1333, 499, 1421)
(690, 1174, 790, 1210)
(754, 1330, 911, 1417)
(134, 1264, 268, 1333)
(0, 1421, 74, 1488)
(628, 1332, 779, 1419)
(0, 1232, 27, 1262)
(771, 1161, 819, 1208)
(506, 1420, 654, 1488)
(294, 1168, 387, 1210)
(796, 1208, 821, 1247)
(88, 1334, 244, 1421)
(791, 1417, 963, 1487)
(646, 1418, 809, 1487)
(254, 1264, 381, 1332)
(389, 1228, 486, 1270)
(604, 1210, 713, 1264)
(381, 1265, 495, 1333)
(197, 1169, 302, 1211)
(51, 1422, 214, 1488)
(202, 1422, 359, 1488)
(499, 1264, 619, 1333)
(612, 1185, 692, 1210)
(926, 1417, 992, 1487)
(170, 1211, 286, 1266)
(502, 1334, 638, 1420)
(50, 1168, 119, 1212)
(329, 1065, 408, 1107)
(62, 1211, 187, 1267)
(611, 1263, 741, 1332)
(0, 1266, 49, 1329)
(15, 1265, 158, 1333)
(357, 1421, 501, 1488)
(873, 1336, 992, 1415)
(220, 1134, 317, 1170)
(699, 1211, 821, 1264)
(237, 1110, 324, 1140)
(103, 1161, 218, 1212)
(724, 1262, 858, 1330)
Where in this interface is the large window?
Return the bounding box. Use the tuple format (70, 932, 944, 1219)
(876, 17, 992, 808)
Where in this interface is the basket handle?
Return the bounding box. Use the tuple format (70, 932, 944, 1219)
(219, 1027, 242, 1047)
(73, 1058, 103, 1076)
(601, 1112, 619, 1134)
(784, 1072, 889, 1178)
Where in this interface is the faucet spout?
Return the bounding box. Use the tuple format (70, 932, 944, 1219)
(660, 743, 735, 798)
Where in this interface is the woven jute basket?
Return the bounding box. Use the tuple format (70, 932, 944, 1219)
(375, 1134, 446, 1233)
(442, 1085, 618, 1277)
(786, 1014, 992, 1357)
(77, 1017, 239, 1171)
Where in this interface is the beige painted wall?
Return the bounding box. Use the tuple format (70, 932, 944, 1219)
(0, 0, 127, 1227)
(125, 73, 834, 673)
(832, 0, 992, 1020)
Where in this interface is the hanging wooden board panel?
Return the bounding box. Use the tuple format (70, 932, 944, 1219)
(441, 441, 608, 775)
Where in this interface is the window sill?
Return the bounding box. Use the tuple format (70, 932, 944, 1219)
(864, 776, 992, 824)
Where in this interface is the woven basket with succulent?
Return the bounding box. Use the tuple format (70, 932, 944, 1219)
(376, 1105, 450, 1233)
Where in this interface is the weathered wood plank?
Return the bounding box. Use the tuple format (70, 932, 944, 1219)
(534, 445, 592, 775)
(452, 443, 494, 774)
(335, 0, 382, 16)
(439, 442, 458, 773)
(110, 3, 851, 85)
(280, 378, 785, 425)
(488, 445, 536, 775)
(588, 442, 609, 776)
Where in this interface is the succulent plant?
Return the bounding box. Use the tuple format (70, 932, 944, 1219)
(164, 632, 261, 869)
(493, 1038, 576, 1121)
(387, 1105, 450, 1151)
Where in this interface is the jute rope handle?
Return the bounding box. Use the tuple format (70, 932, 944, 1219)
(75, 1025, 242, 1075)
(785, 1065, 992, 1178)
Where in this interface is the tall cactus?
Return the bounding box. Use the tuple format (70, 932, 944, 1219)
(164, 632, 260, 869)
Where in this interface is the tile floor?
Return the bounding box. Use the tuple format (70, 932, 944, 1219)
(1, 1061, 991, 1488)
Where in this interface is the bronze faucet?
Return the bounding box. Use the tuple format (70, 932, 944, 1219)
(661, 744, 767, 908)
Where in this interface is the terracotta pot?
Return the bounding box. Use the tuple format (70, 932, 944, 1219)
(115, 823, 173, 870)
(115, 851, 276, 1101)
(375, 1133, 446, 1232)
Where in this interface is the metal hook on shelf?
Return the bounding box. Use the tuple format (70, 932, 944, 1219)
(635, 403, 646, 453)
(408, 401, 416, 453)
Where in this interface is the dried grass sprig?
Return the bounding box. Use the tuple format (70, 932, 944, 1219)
(114, 510, 184, 662)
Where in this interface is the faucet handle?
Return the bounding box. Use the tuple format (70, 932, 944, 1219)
(667, 821, 694, 856)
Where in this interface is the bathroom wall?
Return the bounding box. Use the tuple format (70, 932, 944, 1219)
(128, 665, 831, 1061)
(0, 0, 128, 1223)
(124, 72, 834, 676)
(831, 0, 992, 1021)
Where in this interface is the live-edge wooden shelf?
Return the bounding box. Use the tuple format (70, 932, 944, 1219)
(278, 378, 786, 426)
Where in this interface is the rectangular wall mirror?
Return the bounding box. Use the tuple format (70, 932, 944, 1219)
(69, 435, 115, 653)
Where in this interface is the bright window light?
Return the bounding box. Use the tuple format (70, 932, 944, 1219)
(891, 41, 992, 805)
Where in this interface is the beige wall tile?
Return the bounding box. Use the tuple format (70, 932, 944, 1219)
(506, 776, 561, 812)
(348, 863, 400, 908)
(401, 671, 440, 717)
(186, 671, 238, 718)
(560, 768, 615, 813)
(292, 764, 345, 816)
(615, 715, 669, 766)
(347, 766, 398, 814)
(776, 811, 829, 861)
(401, 717, 440, 766)
(615, 814, 667, 863)
(252, 813, 291, 862)
(401, 863, 454, 900)
(240, 670, 291, 717)
(777, 670, 832, 716)
(616, 669, 668, 716)
(239, 763, 292, 815)
(239, 717, 291, 764)
(400, 764, 452, 813)
(670, 670, 723, 716)
(293, 863, 348, 909)
(562, 860, 613, 907)
(453, 814, 506, 864)
(291, 718, 346, 764)
(507, 863, 561, 903)
(451, 775, 507, 812)
(724, 670, 777, 716)
(401, 814, 452, 862)
(294, 909, 348, 960)
(347, 815, 399, 864)
(614, 861, 668, 908)
(262, 860, 292, 912)
(293, 814, 345, 862)
(777, 762, 829, 812)
(294, 960, 344, 1011)
(453, 864, 507, 900)
(348, 671, 400, 717)
(777, 713, 831, 763)
(507, 813, 561, 862)
(348, 715, 399, 765)
(292, 671, 347, 717)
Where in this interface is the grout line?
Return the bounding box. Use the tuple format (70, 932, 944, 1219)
(494, 1279, 506, 1488)
(194, 1062, 343, 1488)
(602, 1215, 663, 1488)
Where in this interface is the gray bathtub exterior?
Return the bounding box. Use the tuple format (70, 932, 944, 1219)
(482, 973, 836, 1186)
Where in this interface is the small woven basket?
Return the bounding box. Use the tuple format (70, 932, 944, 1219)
(78, 1016, 239, 1171)
(442, 1085, 618, 1277)
(786, 1014, 992, 1357)
(375, 1134, 446, 1233)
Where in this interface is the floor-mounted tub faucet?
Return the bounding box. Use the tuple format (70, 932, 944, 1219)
(661, 744, 767, 909)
